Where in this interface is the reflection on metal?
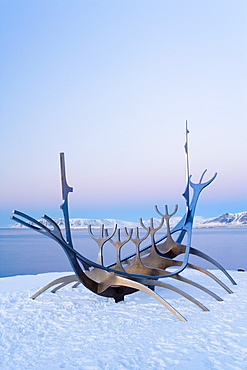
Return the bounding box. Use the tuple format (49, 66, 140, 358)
(10, 124, 236, 321)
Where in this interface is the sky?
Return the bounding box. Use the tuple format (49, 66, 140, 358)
(0, 0, 246, 227)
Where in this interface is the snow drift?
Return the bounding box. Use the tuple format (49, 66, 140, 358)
(0, 270, 246, 369)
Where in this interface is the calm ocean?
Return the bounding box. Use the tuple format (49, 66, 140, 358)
(0, 227, 246, 277)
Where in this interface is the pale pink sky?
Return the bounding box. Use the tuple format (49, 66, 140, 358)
(0, 0, 246, 226)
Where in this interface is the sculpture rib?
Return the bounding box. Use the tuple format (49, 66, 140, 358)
(51, 280, 78, 293)
(189, 247, 237, 285)
(171, 275, 223, 301)
(164, 261, 233, 294)
(92, 270, 187, 322)
(136, 278, 209, 311)
(31, 275, 78, 299)
(185, 263, 233, 293)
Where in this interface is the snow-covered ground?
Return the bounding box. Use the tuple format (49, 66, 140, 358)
(0, 270, 246, 369)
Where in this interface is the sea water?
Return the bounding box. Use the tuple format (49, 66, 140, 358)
(0, 227, 246, 277)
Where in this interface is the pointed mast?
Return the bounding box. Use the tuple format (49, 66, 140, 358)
(183, 120, 190, 209)
(60, 152, 73, 247)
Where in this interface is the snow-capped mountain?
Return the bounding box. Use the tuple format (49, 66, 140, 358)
(202, 212, 247, 227)
(12, 218, 140, 229)
(11, 212, 247, 229)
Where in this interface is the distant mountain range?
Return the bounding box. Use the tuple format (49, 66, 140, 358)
(11, 211, 247, 229)
(201, 212, 247, 227)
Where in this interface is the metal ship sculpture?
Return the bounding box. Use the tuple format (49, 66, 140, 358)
(11, 125, 236, 321)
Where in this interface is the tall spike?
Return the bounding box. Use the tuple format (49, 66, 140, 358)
(182, 120, 190, 208)
(60, 153, 73, 247)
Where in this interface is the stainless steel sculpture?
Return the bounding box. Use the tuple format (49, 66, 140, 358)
(11, 124, 236, 321)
